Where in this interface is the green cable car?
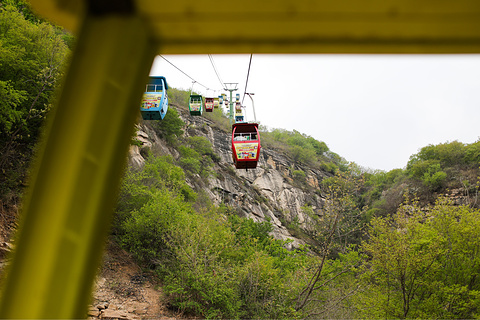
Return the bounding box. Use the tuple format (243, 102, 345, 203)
(189, 94, 203, 116)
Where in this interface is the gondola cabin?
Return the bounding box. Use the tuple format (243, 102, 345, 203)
(140, 76, 169, 120)
(231, 122, 261, 169)
(235, 104, 244, 122)
(205, 97, 214, 112)
(189, 94, 203, 116)
(219, 95, 224, 106)
(214, 97, 220, 108)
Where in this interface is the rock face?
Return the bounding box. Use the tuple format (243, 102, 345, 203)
(128, 105, 332, 247)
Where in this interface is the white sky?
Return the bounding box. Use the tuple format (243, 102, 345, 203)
(150, 54, 480, 172)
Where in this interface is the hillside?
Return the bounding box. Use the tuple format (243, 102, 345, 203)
(3, 96, 480, 319)
(86, 104, 335, 319)
(85, 103, 360, 319)
(129, 103, 337, 247)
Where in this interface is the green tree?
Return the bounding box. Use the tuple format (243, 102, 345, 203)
(0, 4, 71, 201)
(361, 201, 442, 318)
(422, 163, 447, 191)
(408, 141, 466, 168)
(465, 139, 480, 164)
(177, 136, 217, 177)
(152, 106, 184, 144)
(295, 170, 366, 316)
(361, 198, 480, 319)
(290, 144, 316, 165)
(0, 0, 42, 24)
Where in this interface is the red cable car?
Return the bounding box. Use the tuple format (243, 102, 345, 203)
(231, 122, 261, 169)
(205, 97, 214, 112)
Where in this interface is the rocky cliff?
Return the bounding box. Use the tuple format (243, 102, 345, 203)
(129, 104, 333, 248)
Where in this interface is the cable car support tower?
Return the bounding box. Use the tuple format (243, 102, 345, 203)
(223, 82, 238, 124)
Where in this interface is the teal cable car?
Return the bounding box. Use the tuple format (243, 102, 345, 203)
(189, 94, 203, 116)
(140, 76, 169, 120)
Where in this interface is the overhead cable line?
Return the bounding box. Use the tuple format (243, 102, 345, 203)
(159, 55, 212, 90)
(241, 54, 253, 105)
(208, 54, 225, 89)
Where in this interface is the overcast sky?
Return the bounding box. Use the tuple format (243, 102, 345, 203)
(150, 54, 480, 172)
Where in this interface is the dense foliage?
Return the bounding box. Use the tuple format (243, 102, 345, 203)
(0, 2, 71, 205)
(260, 128, 347, 173)
(360, 198, 480, 319)
(116, 154, 313, 319)
(364, 140, 480, 218)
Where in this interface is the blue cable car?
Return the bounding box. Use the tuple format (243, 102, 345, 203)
(140, 76, 169, 120)
(189, 94, 203, 116)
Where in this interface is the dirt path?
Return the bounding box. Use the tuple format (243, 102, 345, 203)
(88, 241, 181, 320)
(0, 226, 186, 319)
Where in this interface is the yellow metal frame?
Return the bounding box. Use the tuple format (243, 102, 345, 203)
(2, 0, 480, 318)
(0, 13, 154, 319)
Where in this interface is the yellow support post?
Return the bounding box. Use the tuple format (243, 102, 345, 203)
(0, 13, 154, 319)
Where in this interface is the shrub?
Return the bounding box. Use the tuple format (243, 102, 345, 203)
(320, 161, 338, 174)
(152, 106, 184, 144)
(408, 141, 467, 169)
(465, 140, 480, 164)
(292, 169, 307, 183)
(120, 187, 194, 265)
(423, 169, 447, 191)
(290, 145, 316, 165)
(407, 159, 441, 179)
(168, 87, 191, 106)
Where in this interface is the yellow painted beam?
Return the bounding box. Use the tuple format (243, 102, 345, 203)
(29, 0, 480, 53)
(0, 13, 154, 319)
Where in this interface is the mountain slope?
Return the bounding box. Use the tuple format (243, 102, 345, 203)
(129, 103, 335, 247)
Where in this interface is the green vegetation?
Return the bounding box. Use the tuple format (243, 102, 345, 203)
(0, 2, 71, 209)
(177, 136, 217, 177)
(405, 140, 480, 193)
(167, 87, 191, 107)
(203, 107, 231, 132)
(260, 128, 347, 172)
(119, 89, 480, 318)
(117, 155, 311, 319)
(360, 198, 480, 319)
(152, 106, 184, 144)
(364, 140, 480, 217)
(114, 141, 480, 319)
